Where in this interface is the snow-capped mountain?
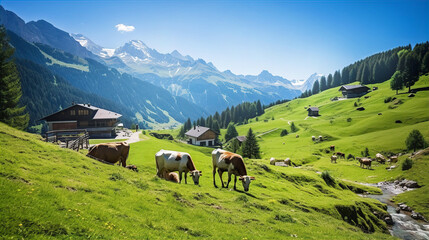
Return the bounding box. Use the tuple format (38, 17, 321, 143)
(72, 34, 304, 112)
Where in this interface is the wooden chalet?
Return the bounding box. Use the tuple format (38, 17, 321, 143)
(185, 126, 218, 146)
(307, 107, 319, 116)
(41, 103, 122, 138)
(339, 85, 370, 98)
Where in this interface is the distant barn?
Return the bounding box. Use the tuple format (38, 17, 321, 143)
(339, 85, 370, 98)
(185, 126, 218, 146)
(41, 103, 121, 138)
(307, 107, 319, 116)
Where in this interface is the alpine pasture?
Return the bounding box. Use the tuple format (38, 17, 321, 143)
(1, 76, 428, 239)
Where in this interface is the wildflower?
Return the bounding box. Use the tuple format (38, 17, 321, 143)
(19, 223, 23, 227)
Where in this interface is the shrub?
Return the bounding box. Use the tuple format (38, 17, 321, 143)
(280, 129, 288, 137)
(347, 118, 352, 122)
(290, 122, 298, 132)
(384, 97, 392, 103)
(321, 171, 336, 186)
(354, 102, 358, 107)
(271, 116, 275, 120)
(402, 158, 413, 171)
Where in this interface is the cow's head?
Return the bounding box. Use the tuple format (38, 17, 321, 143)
(189, 170, 202, 185)
(239, 176, 255, 192)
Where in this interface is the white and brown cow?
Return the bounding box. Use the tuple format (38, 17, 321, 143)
(155, 150, 202, 185)
(212, 149, 255, 192)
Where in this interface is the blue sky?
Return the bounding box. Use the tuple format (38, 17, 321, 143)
(2, 0, 429, 80)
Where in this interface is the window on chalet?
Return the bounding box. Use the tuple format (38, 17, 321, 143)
(70, 110, 76, 116)
(78, 109, 89, 115)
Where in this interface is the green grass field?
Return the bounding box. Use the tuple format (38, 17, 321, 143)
(1, 76, 428, 239)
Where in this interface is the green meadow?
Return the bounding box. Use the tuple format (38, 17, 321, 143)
(1, 76, 428, 239)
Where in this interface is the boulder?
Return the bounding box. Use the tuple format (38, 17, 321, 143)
(399, 204, 412, 212)
(378, 112, 382, 115)
(356, 107, 365, 111)
(410, 211, 425, 221)
(395, 120, 402, 123)
(384, 216, 394, 225)
(408, 93, 415, 97)
(270, 158, 276, 165)
(405, 180, 419, 188)
(395, 207, 401, 213)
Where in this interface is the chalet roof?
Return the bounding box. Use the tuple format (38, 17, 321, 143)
(307, 107, 319, 112)
(40, 103, 121, 121)
(185, 126, 214, 138)
(236, 136, 247, 142)
(339, 85, 370, 91)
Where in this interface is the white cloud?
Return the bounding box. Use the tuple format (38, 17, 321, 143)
(115, 24, 135, 32)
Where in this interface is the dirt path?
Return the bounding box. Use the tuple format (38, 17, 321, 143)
(125, 131, 142, 144)
(256, 128, 279, 137)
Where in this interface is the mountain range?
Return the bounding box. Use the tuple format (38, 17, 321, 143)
(70, 34, 315, 112)
(0, 5, 318, 129)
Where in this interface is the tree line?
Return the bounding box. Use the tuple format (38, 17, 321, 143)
(302, 42, 429, 98)
(178, 100, 265, 138)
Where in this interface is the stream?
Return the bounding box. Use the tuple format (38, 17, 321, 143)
(363, 182, 429, 240)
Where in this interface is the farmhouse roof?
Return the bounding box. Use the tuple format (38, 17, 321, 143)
(40, 103, 121, 121)
(338, 85, 370, 91)
(307, 107, 319, 112)
(236, 136, 247, 142)
(185, 126, 213, 138)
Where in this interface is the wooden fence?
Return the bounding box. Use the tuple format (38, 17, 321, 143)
(45, 129, 89, 151)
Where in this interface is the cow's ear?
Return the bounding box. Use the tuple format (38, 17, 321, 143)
(250, 176, 255, 180)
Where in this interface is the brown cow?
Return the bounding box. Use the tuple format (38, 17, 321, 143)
(358, 157, 372, 169)
(87, 142, 130, 167)
(336, 152, 345, 159)
(330, 145, 335, 151)
(212, 149, 255, 192)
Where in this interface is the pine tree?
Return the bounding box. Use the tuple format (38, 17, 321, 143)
(242, 128, 260, 159)
(0, 26, 29, 130)
(177, 126, 185, 138)
(225, 123, 238, 142)
(406, 129, 427, 152)
(256, 100, 264, 116)
(422, 51, 429, 74)
(360, 64, 370, 84)
(333, 70, 341, 87)
(184, 118, 192, 132)
(212, 120, 220, 135)
(290, 122, 298, 132)
(403, 53, 420, 92)
(320, 76, 327, 91)
(390, 71, 404, 95)
(341, 67, 349, 84)
(312, 80, 320, 94)
(327, 74, 333, 88)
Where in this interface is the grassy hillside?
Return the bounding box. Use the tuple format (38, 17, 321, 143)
(222, 76, 428, 182)
(1, 122, 396, 239)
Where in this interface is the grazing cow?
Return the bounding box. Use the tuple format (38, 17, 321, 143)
(376, 153, 386, 164)
(330, 145, 335, 151)
(319, 135, 323, 141)
(87, 142, 130, 167)
(331, 155, 338, 163)
(212, 149, 255, 192)
(312, 136, 316, 141)
(388, 156, 398, 164)
(155, 150, 202, 185)
(270, 157, 276, 165)
(125, 165, 138, 172)
(162, 170, 180, 183)
(358, 157, 372, 169)
(336, 152, 345, 159)
(284, 158, 291, 166)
